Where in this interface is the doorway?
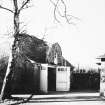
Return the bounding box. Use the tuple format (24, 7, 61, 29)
(48, 67, 56, 91)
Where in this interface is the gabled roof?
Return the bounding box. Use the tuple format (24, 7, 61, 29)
(13, 33, 74, 67)
(46, 42, 62, 64)
(62, 56, 74, 68)
(18, 33, 48, 63)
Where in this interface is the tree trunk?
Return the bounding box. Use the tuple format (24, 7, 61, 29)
(0, 44, 14, 100)
(0, 0, 20, 100)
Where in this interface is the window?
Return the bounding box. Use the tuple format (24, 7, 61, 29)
(58, 68, 67, 71)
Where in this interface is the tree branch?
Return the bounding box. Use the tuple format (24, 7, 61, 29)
(60, 0, 69, 23)
(0, 5, 14, 13)
(18, 0, 30, 14)
(50, 0, 69, 23)
(50, 0, 79, 24)
(50, 0, 61, 23)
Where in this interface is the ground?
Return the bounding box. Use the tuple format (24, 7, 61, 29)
(0, 92, 105, 105)
(23, 101, 105, 105)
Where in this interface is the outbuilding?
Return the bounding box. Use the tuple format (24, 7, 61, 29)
(40, 64, 71, 93)
(0, 34, 73, 95)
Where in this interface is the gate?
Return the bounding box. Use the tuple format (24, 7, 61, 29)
(56, 66, 70, 91)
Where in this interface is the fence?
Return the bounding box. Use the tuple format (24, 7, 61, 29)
(70, 71, 100, 92)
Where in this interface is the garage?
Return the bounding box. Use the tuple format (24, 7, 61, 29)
(40, 64, 70, 93)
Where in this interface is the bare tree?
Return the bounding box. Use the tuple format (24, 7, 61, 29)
(0, 0, 71, 100)
(0, 0, 31, 100)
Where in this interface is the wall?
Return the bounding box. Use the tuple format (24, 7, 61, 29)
(40, 64, 48, 93)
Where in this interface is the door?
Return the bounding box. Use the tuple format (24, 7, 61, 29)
(48, 67, 56, 91)
(56, 67, 70, 91)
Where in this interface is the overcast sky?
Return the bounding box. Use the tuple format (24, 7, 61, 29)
(0, 0, 105, 68)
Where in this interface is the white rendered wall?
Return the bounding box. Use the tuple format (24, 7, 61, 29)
(40, 64, 48, 93)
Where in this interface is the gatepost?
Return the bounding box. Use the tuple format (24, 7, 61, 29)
(96, 55, 105, 97)
(100, 62, 105, 97)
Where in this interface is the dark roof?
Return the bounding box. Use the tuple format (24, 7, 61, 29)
(18, 34, 74, 67)
(62, 57, 74, 69)
(18, 34, 48, 63)
(0, 34, 73, 67)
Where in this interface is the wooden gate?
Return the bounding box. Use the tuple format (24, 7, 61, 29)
(56, 66, 70, 91)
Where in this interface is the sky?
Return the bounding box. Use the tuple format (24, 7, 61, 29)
(0, 0, 105, 68)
